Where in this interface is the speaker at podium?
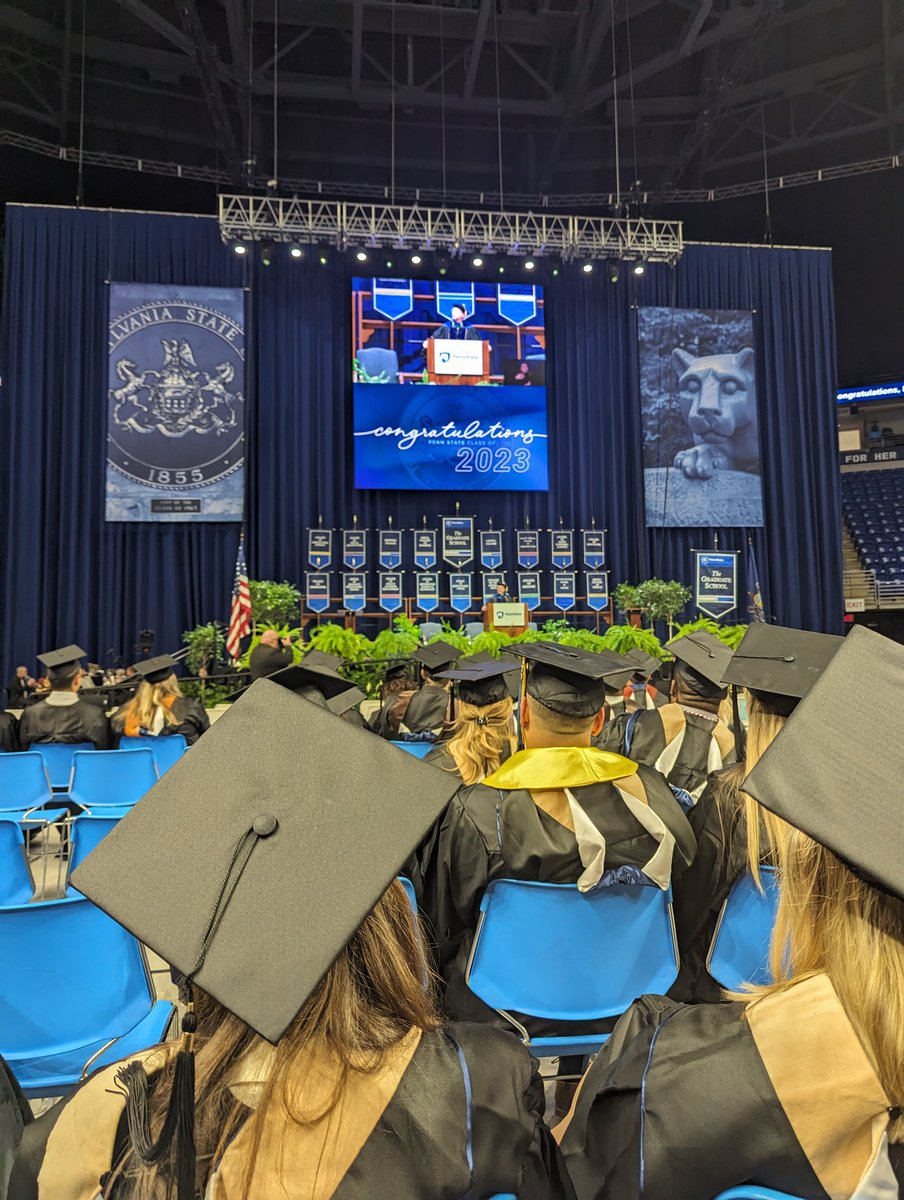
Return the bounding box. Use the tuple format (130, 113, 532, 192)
(426, 338, 492, 384)
(483, 602, 529, 636)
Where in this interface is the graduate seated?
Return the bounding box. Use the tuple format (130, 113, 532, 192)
(559, 625, 904, 1200)
(415, 642, 696, 1036)
(594, 630, 735, 805)
(0, 709, 20, 751)
(672, 623, 843, 1002)
(17, 645, 112, 751)
(424, 655, 519, 784)
(10, 679, 572, 1200)
(112, 655, 210, 746)
(370, 641, 459, 739)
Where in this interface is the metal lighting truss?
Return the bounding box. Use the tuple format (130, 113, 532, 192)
(217, 194, 685, 265)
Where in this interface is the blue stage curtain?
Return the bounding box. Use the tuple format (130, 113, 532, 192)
(0, 205, 841, 676)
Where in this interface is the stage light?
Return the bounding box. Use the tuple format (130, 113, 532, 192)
(319, 254, 328, 265)
(608, 262, 620, 284)
(498, 265, 505, 275)
(355, 249, 368, 262)
(435, 250, 451, 271)
(552, 268, 560, 276)
(261, 241, 274, 266)
(439, 267, 448, 275)
(472, 255, 484, 267)
(633, 262, 646, 276)
(232, 242, 248, 256)
(582, 262, 594, 273)
(410, 253, 422, 265)
(524, 259, 536, 271)
(385, 259, 394, 269)
(289, 244, 303, 259)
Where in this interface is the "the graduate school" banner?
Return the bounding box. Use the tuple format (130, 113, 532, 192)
(106, 283, 245, 522)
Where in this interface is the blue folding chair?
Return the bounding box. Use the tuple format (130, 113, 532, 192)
(0, 819, 34, 905)
(0, 752, 52, 811)
(68, 748, 158, 810)
(390, 741, 433, 760)
(66, 815, 121, 894)
(707, 867, 779, 992)
(118, 734, 188, 776)
(714, 1190, 805, 1200)
(465, 879, 679, 1059)
(0, 895, 175, 1098)
(31, 742, 94, 790)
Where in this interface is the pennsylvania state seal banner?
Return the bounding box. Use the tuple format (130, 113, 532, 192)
(106, 283, 245, 522)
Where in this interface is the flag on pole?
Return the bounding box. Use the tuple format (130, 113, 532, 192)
(226, 531, 252, 660)
(746, 538, 765, 623)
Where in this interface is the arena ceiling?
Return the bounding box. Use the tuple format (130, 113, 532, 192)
(0, 0, 902, 206)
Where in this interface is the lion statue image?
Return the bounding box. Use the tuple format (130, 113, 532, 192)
(671, 346, 758, 479)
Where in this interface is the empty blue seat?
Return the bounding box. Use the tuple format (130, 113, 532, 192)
(0, 895, 175, 1097)
(466, 879, 678, 1059)
(418, 622, 443, 642)
(0, 752, 52, 815)
(0, 820, 34, 905)
(67, 815, 121, 893)
(68, 748, 157, 810)
(707, 867, 778, 991)
(118, 733, 188, 775)
(31, 742, 94, 790)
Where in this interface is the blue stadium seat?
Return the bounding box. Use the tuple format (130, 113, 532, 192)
(466, 879, 678, 1060)
(68, 748, 157, 810)
(389, 741, 434, 759)
(0, 752, 52, 814)
(0, 895, 175, 1098)
(66, 815, 121, 894)
(707, 867, 778, 991)
(118, 733, 188, 775)
(0, 819, 34, 906)
(31, 742, 93, 790)
(714, 1190, 805, 1200)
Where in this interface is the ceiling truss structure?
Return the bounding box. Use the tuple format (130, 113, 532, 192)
(0, 0, 902, 206)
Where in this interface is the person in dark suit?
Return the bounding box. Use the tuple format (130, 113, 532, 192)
(6, 666, 36, 709)
(249, 630, 294, 681)
(428, 303, 480, 341)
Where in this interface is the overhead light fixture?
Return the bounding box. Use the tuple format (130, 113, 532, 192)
(524, 259, 536, 271)
(472, 255, 484, 267)
(582, 262, 594, 274)
(435, 249, 451, 271)
(289, 244, 303, 259)
(633, 262, 646, 276)
(498, 265, 505, 275)
(410, 252, 423, 265)
(261, 241, 274, 267)
(319, 253, 329, 265)
(355, 249, 368, 262)
(232, 242, 248, 256)
(552, 267, 560, 276)
(385, 259, 394, 269)
(607, 262, 621, 284)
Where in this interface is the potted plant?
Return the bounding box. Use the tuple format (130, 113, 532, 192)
(613, 582, 644, 628)
(637, 578, 693, 637)
(599, 624, 665, 659)
(672, 616, 748, 650)
(248, 579, 302, 629)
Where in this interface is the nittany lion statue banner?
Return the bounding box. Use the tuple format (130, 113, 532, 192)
(638, 307, 764, 529)
(105, 283, 245, 522)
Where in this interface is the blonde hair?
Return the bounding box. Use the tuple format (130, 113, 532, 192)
(115, 881, 440, 1198)
(715, 691, 789, 888)
(746, 829, 904, 1142)
(117, 675, 183, 734)
(444, 698, 516, 786)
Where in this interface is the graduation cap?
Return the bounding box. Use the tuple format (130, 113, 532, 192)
(743, 625, 904, 898)
(134, 654, 179, 685)
(229, 658, 353, 705)
(666, 631, 733, 689)
(302, 649, 343, 671)
(412, 640, 460, 673)
(70, 679, 459, 1193)
(37, 644, 87, 672)
(723, 623, 845, 716)
(328, 684, 366, 716)
(437, 655, 519, 707)
(510, 642, 626, 719)
(625, 649, 660, 678)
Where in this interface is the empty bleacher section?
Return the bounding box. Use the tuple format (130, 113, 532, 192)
(841, 468, 904, 608)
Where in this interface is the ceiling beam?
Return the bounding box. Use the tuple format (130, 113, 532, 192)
(113, 0, 194, 57)
(462, 0, 492, 102)
(350, 0, 363, 94)
(502, 44, 557, 100)
(175, 0, 243, 176)
(677, 0, 713, 58)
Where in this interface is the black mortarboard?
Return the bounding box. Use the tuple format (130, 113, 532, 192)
(134, 654, 179, 684)
(437, 655, 519, 706)
(71, 678, 459, 1042)
(328, 684, 366, 716)
(723, 623, 845, 716)
(625, 649, 660, 678)
(37, 644, 87, 671)
(743, 625, 903, 898)
(413, 640, 460, 672)
(667, 631, 733, 688)
(302, 649, 342, 671)
(265, 659, 354, 703)
(511, 642, 625, 718)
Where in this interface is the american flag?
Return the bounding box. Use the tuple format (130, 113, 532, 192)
(226, 531, 252, 660)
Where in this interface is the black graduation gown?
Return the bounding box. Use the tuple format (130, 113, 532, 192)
(248, 642, 294, 681)
(0, 712, 20, 752)
(17, 697, 112, 751)
(10, 1023, 575, 1200)
(595, 703, 735, 802)
(1, 1054, 31, 1196)
(416, 752, 696, 1034)
(424, 741, 461, 778)
(399, 683, 450, 734)
(560, 974, 902, 1200)
(340, 706, 370, 731)
(111, 696, 210, 747)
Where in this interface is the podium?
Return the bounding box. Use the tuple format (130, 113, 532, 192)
(484, 602, 529, 635)
(426, 338, 491, 385)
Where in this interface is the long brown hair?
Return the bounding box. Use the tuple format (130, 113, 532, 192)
(444, 698, 516, 785)
(114, 880, 440, 1198)
(746, 829, 904, 1142)
(115, 676, 183, 735)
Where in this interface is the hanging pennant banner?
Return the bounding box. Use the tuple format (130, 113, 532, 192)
(693, 551, 738, 620)
(343, 529, 367, 570)
(379, 571, 404, 613)
(551, 530, 574, 570)
(442, 517, 475, 567)
(479, 529, 504, 570)
(370, 277, 414, 322)
(413, 529, 437, 570)
(378, 529, 403, 570)
(308, 529, 332, 570)
(305, 572, 331, 614)
(553, 573, 576, 611)
(435, 280, 476, 321)
(496, 283, 538, 327)
(583, 529, 606, 569)
(482, 572, 505, 601)
(449, 573, 472, 614)
(585, 571, 610, 612)
(517, 530, 540, 568)
(342, 572, 367, 613)
(518, 571, 542, 611)
(415, 572, 441, 613)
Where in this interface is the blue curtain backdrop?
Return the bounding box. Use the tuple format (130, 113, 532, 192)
(0, 205, 842, 675)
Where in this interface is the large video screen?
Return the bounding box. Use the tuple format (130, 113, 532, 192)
(352, 276, 549, 490)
